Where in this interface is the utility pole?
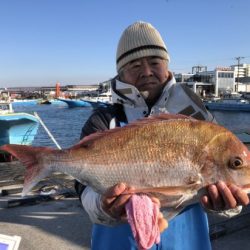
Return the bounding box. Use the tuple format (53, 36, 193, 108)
(235, 56, 245, 92)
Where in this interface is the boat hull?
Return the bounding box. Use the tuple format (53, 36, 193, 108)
(205, 102, 250, 112)
(81, 99, 110, 108)
(57, 99, 91, 108)
(0, 113, 39, 146)
(12, 100, 38, 106)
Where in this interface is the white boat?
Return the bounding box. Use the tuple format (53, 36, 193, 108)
(81, 90, 112, 108)
(12, 99, 38, 106)
(96, 90, 112, 103)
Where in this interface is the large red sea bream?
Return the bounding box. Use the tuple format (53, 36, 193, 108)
(1, 113, 250, 220)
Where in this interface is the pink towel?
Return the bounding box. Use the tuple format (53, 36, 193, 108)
(125, 194, 160, 250)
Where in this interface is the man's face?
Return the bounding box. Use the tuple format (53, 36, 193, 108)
(120, 57, 170, 103)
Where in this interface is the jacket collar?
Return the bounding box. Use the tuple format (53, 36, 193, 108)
(111, 76, 176, 109)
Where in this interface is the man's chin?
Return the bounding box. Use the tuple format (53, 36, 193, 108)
(138, 83, 156, 92)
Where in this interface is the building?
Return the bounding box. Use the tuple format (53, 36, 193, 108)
(213, 67, 235, 96)
(5, 83, 103, 99)
(174, 73, 194, 83)
(231, 63, 250, 78)
(175, 67, 235, 97)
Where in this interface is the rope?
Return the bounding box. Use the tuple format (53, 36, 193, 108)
(34, 112, 62, 150)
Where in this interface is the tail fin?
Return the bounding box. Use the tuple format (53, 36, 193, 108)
(0, 144, 55, 196)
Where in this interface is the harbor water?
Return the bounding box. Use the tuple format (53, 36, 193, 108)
(210, 110, 250, 136)
(13, 101, 250, 148)
(13, 101, 93, 149)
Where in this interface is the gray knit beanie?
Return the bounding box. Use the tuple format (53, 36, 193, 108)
(116, 21, 170, 72)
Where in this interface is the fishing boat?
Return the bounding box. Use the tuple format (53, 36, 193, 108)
(81, 90, 112, 108)
(204, 100, 250, 111)
(81, 99, 111, 108)
(38, 99, 52, 105)
(0, 100, 40, 161)
(12, 99, 38, 106)
(57, 98, 91, 108)
(96, 90, 112, 103)
(204, 96, 250, 112)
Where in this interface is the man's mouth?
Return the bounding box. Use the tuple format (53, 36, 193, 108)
(138, 82, 155, 89)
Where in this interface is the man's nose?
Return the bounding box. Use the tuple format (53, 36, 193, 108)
(140, 61, 153, 77)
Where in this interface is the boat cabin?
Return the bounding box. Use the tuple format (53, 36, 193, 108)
(0, 102, 13, 114)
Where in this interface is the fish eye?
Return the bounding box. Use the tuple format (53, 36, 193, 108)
(229, 157, 243, 169)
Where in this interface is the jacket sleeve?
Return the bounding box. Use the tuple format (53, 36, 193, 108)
(81, 186, 121, 225)
(206, 206, 242, 218)
(80, 108, 113, 138)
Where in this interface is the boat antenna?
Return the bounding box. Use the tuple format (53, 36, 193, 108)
(235, 56, 245, 92)
(34, 112, 62, 150)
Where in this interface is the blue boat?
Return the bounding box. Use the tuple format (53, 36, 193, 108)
(204, 99, 250, 112)
(81, 99, 111, 108)
(12, 99, 38, 106)
(0, 101, 39, 148)
(57, 98, 91, 108)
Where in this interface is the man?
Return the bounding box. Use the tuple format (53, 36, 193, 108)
(76, 21, 249, 250)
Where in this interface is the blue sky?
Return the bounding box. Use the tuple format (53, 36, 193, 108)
(0, 0, 249, 87)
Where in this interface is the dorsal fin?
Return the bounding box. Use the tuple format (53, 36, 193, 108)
(71, 113, 194, 149)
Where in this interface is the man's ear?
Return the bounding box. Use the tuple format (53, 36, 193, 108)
(166, 71, 172, 81)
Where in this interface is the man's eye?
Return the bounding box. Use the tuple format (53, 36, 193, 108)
(149, 62, 160, 67)
(149, 59, 161, 65)
(131, 64, 141, 69)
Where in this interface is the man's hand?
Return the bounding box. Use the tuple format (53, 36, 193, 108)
(101, 183, 133, 219)
(201, 181, 249, 211)
(101, 183, 168, 232)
